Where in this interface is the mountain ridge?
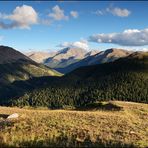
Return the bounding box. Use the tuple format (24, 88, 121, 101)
(26, 47, 133, 74)
(58, 48, 132, 73)
(0, 46, 61, 85)
(25, 47, 99, 73)
(0, 45, 31, 64)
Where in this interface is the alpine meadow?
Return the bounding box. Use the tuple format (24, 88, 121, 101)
(0, 1, 148, 147)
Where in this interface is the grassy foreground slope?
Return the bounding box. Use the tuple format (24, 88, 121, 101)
(0, 101, 148, 147)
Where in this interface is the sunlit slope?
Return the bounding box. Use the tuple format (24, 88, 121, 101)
(0, 59, 61, 84)
(0, 101, 148, 147)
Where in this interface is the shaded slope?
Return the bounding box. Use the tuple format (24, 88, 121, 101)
(0, 46, 29, 64)
(0, 46, 61, 85)
(0, 46, 61, 104)
(8, 52, 148, 107)
(65, 51, 147, 80)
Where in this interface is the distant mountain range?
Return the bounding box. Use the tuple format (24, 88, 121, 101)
(26, 51, 57, 63)
(25, 48, 98, 73)
(57, 48, 132, 73)
(25, 47, 132, 73)
(0, 45, 147, 107)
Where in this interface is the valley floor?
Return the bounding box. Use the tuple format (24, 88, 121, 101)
(0, 101, 148, 147)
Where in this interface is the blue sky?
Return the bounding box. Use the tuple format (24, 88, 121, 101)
(0, 1, 148, 52)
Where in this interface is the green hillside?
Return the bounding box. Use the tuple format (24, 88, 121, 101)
(7, 52, 148, 108)
(0, 46, 61, 85)
(0, 60, 61, 105)
(0, 46, 62, 104)
(0, 59, 61, 85)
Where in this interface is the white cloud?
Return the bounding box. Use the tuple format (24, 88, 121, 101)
(89, 28, 148, 46)
(70, 11, 78, 18)
(0, 5, 79, 29)
(0, 5, 38, 29)
(92, 10, 104, 16)
(140, 48, 148, 52)
(48, 5, 68, 21)
(58, 40, 89, 49)
(106, 7, 131, 17)
(93, 6, 131, 17)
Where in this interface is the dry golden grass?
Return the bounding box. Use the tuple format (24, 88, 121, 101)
(0, 101, 148, 147)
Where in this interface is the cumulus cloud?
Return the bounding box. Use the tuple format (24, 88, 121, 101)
(58, 40, 89, 49)
(106, 7, 131, 17)
(93, 6, 131, 17)
(0, 5, 38, 29)
(70, 11, 78, 18)
(89, 28, 148, 46)
(48, 5, 68, 21)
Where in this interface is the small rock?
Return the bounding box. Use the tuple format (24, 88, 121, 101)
(129, 131, 136, 134)
(7, 113, 19, 119)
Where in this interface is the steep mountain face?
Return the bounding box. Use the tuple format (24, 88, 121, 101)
(6, 51, 148, 107)
(84, 50, 99, 57)
(0, 46, 61, 85)
(44, 47, 88, 68)
(26, 51, 56, 63)
(60, 48, 132, 73)
(88, 48, 132, 64)
(44, 48, 99, 73)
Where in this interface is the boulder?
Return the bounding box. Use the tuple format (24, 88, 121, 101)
(7, 113, 19, 119)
